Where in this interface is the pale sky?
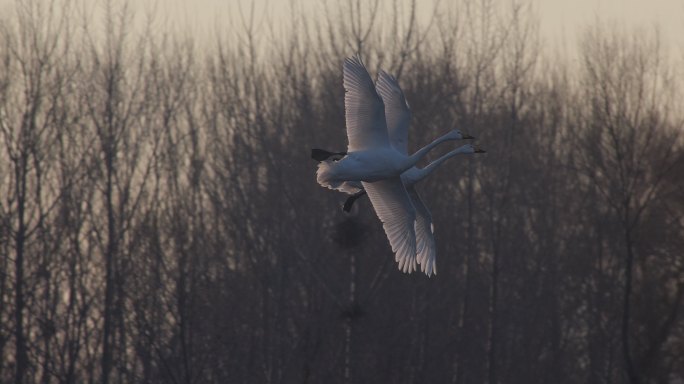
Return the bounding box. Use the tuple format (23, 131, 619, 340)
(533, 0, 684, 47)
(1, 0, 683, 56)
(157, 0, 684, 42)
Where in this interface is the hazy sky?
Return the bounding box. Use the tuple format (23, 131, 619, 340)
(158, 0, 684, 39)
(533, 0, 684, 45)
(160, 0, 684, 56)
(2, 0, 683, 55)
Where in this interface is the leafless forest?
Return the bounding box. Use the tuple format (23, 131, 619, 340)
(0, 0, 683, 383)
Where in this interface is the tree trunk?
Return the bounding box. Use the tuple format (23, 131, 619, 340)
(344, 250, 356, 384)
(622, 227, 639, 384)
(101, 158, 116, 384)
(453, 156, 475, 384)
(14, 158, 28, 384)
(487, 246, 499, 384)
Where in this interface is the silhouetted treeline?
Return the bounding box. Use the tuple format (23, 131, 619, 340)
(1, 1, 683, 383)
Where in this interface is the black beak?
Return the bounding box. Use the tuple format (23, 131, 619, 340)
(463, 133, 476, 140)
(475, 148, 487, 153)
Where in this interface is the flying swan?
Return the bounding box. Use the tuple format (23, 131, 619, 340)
(316, 56, 467, 273)
(315, 69, 485, 275)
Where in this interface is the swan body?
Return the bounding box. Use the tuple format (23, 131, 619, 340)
(317, 129, 466, 192)
(317, 147, 407, 186)
(321, 144, 483, 197)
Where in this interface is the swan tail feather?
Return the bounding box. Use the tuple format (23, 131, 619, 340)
(317, 162, 364, 195)
(316, 161, 338, 189)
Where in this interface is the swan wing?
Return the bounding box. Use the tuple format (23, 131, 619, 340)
(362, 178, 417, 273)
(376, 70, 411, 155)
(408, 186, 437, 276)
(343, 56, 390, 152)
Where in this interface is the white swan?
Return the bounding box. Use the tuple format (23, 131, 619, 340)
(316, 69, 485, 275)
(316, 56, 465, 272)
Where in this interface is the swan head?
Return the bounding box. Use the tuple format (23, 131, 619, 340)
(461, 144, 487, 154)
(448, 129, 476, 140)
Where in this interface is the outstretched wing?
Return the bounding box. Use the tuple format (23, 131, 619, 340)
(408, 186, 437, 276)
(375, 70, 412, 155)
(362, 178, 417, 273)
(343, 56, 389, 152)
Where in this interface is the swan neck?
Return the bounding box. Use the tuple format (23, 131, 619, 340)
(417, 148, 465, 180)
(404, 135, 449, 171)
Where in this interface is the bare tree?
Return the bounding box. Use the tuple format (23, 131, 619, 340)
(77, 2, 159, 381)
(577, 25, 683, 384)
(0, 1, 73, 382)
(0, 1, 681, 383)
